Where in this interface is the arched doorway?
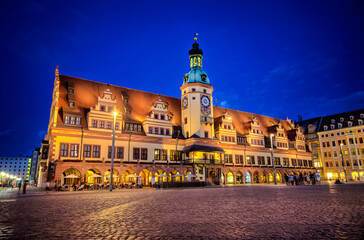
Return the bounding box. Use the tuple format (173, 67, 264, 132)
(261, 172, 268, 183)
(122, 169, 137, 183)
(139, 169, 152, 185)
(104, 169, 120, 184)
(276, 172, 282, 183)
(62, 168, 81, 185)
(221, 173, 225, 184)
(253, 171, 259, 183)
(352, 171, 359, 181)
(84, 168, 102, 184)
(236, 171, 243, 184)
(269, 172, 274, 183)
(169, 170, 181, 182)
(184, 170, 192, 182)
(208, 170, 217, 184)
(155, 169, 167, 182)
(226, 171, 234, 184)
(245, 172, 251, 183)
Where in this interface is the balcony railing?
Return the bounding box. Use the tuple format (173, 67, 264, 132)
(183, 158, 224, 165)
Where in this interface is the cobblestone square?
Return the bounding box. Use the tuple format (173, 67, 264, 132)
(1, 183, 363, 239)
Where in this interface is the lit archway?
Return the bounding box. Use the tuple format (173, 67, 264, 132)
(226, 171, 234, 184)
(236, 171, 243, 184)
(84, 168, 102, 184)
(253, 171, 259, 183)
(105, 169, 120, 184)
(245, 172, 251, 183)
(62, 168, 81, 185)
(261, 172, 268, 183)
(139, 169, 152, 186)
(169, 169, 181, 182)
(122, 169, 137, 183)
(155, 169, 167, 182)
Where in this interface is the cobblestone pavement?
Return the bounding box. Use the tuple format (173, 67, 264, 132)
(1, 183, 364, 239)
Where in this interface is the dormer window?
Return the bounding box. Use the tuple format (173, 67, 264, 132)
(126, 109, 131, 115)
(359, 120, 363, 125)
(348, 122, 352, 127)
(123, 97, 128, 104)
(201, 74, 207, 82)
(323, 126, 328, 131)
(338, 123, 342, 128)
(340, 118, 344, 122)
(361, 114, 364, 118)
(154, 114, 158, 119)
(350, 116, 354, 120)
(69, 101, 75, 108)
(160, 115, 165, 120)
(100, 105, 106, 112)
(331, 119, 335, 124)
(331, 125, 335, 130)
(68, 88, 74, 94)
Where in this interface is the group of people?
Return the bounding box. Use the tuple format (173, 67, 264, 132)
(45, 182, 144, 191)
(17, 181, 28, 194)
(285, 172, 321, 186)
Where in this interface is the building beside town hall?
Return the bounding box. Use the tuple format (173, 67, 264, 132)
(38, 38, 314, 187)
(0, 156, 31, 181)
(298, 109, 364, 181)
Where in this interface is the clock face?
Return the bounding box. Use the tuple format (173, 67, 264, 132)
(182, 96, 188, 109)
(201, 95, 210, 107)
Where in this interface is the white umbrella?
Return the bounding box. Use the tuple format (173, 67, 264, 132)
(187, 174, 196, 178)
(127, 174, 139, 178)
(64, 174, 80, 178)
(88, 174, 102, 178)
(158, 174, 168, 178)
(172, 174, 182, 177)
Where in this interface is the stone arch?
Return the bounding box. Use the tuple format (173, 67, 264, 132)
(261, 171, 268, 183)
(62, 167, 81, 185)
(236, 171, 243, 184)
(139, 169, 152, 186)
(245, 171, 251, 183)
(84, 168, 102, 184)
(253, 171, 260, 183)
(183, 169, 192, 182)
(122, 169, 137, 183)
(155, 169, 167, 182)
(276, 171, 282, 183)
(105, 169, 120, 184)
(226, 171, 234, 184)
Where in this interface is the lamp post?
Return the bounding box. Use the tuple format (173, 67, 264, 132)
(339, 143, 348, 183)
(270, 134, 277, 185)
(109, 111, 117, 192)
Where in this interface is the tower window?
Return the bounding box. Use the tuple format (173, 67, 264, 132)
(192, 88, 196, 92)
(204, 131, 208, 138)
(203, 89, 206, 93)
(184, 118, 187, 124)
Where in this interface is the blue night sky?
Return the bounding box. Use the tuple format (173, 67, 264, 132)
(0, 0, 363, 156)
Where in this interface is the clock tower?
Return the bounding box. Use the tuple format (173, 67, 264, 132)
(180, 35, 214, 139)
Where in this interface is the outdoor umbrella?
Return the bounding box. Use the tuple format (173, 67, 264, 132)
(88, 174, 102, 178)
(127, 174, 139, 178)
(64, 174, 80, 178)
(172, 174, 182, 177)
(187, 174, 196, 178)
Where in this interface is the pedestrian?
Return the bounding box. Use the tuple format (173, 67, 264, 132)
(306, 174, 310, 185)
(284, 174, 289, 186)
(18, 181, 22, 195)
(22, 181, 27, 194)
(315, 172, 321, 185)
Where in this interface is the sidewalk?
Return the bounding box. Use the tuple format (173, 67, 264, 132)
(0, 186, 47, 199)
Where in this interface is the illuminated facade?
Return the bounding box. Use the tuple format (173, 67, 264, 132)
(39, 38, 314, 187)
(0, 157, 32, 181)
(298, 109, 364, 181)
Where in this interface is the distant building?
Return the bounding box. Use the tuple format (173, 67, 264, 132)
(298, 109, 364, 181)
(29, 148, 41, 185)
(39, 37, 314, 187)
(0, 156, 32, 181)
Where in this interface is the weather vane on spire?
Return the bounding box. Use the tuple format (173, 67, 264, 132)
(194, 33, 199, 42)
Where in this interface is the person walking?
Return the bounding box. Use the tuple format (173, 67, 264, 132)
(18, 181, 22, 195)
(22, 181, 27, 194)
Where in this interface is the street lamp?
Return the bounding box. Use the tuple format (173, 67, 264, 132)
(339, 143, 348, 183)
(270, 134, 277, 185)
(109, 111, 117, 192)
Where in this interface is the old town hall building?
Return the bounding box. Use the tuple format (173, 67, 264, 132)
(38, 38, 314, 187)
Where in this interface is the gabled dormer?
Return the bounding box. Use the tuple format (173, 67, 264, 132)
(215, 111, 237, 143)
(245, 117, 265, 147)
(270, 122, 288, 149)
(295, 126, 306, 151)
(143, 97, 173, 138)
(87, 89, 121, 132)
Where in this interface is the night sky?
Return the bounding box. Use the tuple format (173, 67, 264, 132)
(0, 0, 363, 156)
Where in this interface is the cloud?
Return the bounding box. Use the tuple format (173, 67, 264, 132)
(0, 129, 12, 136)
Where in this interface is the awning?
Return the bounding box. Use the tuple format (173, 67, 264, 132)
(181, 145, 224, 153)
